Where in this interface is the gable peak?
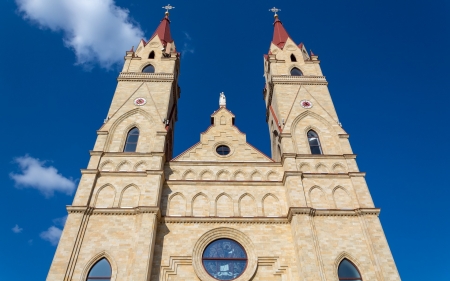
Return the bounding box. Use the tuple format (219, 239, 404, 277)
(148, 13, 173, 46)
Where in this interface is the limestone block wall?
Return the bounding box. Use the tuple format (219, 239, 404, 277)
(150, 223, 298, 281)
(161, 182, 288, 217)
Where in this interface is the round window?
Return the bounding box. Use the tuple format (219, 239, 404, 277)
(216, 145, 230, 156)
(202, 239, 247, 280)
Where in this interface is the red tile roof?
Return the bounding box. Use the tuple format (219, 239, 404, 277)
(148, 15, 173, 46)
(272, 17, 291, 49)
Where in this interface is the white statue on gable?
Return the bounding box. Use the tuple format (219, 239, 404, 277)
(219, 92, 226, 108)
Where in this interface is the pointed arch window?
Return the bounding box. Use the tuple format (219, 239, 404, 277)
(124, 128, 139, 152)
(290, 54, 297, 62)
(87, 258, 111, 281)
(338, 259, 362, 280)
(149, 51, 155, 59)
(290, 67, 303, 76)
(307, 130, 323, 154)
(142, 64, 155, 73)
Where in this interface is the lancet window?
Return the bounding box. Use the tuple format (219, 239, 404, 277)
(338, 259, 362, 281)
(86, 258, 111, 281)
(307, 130, 323, 154)
(290, 54, 297, 62)
(290, 67, 303, 76)
(149, 51, 155, 59)
(124, 127, 139, 152)
(142, 64, 155, 73)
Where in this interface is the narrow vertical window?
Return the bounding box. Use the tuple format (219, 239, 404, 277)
(149, 51, 155, 59)
(87, 258, 111, 281)
(290, 67, 303, 76)
(290, 54, 297, 62)
(338, 259, 362, 281)
(307, 130, 322, 154)
(124, 128, 139, 152)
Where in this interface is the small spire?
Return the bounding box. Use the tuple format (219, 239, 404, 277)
(148, 5, 175, 46)
(270, 8, 291, 49)
(130, 46, 134, 52)
(219, 92, 226, 108)
(310, 49, 315, 56)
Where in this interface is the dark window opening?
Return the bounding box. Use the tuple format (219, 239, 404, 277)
(307, 130, 323, 155)
(338, 259, 362, 281)
(149, 51, 155, 59)
(202, 239, 247, 280)
(142, 64, 155, 73)
(86, 258, 111, 281)
(290, 67, 303, 76)
(124, 127, 139, 152)
(216, 145, 230, 156)
(290, 54, 297, 62)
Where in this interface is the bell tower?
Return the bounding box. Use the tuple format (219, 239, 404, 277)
(46, 9, 180, 281)
(263, 9, 401, 281)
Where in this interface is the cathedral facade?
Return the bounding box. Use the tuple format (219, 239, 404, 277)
(47, 11, 401, 281)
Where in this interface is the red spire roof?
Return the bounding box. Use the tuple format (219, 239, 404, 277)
(149, 14, 173, 46)
(272, 16, 291, 49)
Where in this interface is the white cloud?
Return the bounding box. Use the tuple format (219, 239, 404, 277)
(40, 226, 62, 246)
(12, 224, 23, 233)
(16, 0, 144, 69)
(53, 216, 68, 227)
(181, 32, 194, 57)
(10, 155, 76, 197)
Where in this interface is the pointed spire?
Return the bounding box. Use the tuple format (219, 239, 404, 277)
(272, 15, 291, 49)
(148, 6, 175, 46)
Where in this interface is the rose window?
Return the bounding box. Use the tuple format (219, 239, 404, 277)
(202, 239, 247, 280)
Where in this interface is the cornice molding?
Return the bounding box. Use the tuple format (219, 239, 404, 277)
(117, 72, 174, 82)
(295, 154, 357, 159)
(287, 207, 380, 221)
(162, 216, 289, 224)
(67, 206, 161, 217)
(166, 161, 282, 167)
(271, 75, 328, 85)
(165, 180, 284, 186)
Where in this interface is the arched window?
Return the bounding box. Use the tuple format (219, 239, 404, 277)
(149, 51, 155, 59)
(290, 67, 303, 76)
(124, 128, 139, 152)
(87, 258, 111, 281)
(142, 64, 155, 73)
(338, 259, 362, 281)
(290, 54, 297, 62)
(307, 130, 322, 154)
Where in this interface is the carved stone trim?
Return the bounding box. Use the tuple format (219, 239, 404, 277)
(162, 216, 289, 224)
(67, 206, 160, 217)
(117, 72, 174, 82)
(165, 180, 284, 186)
(99, 171, 148, 177)
(272, 75, 328, 85)
(287, 207, 380, 221)
(295, 154, 357, 159)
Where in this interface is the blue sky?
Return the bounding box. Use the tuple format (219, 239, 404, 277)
(1, 0, 449, 279)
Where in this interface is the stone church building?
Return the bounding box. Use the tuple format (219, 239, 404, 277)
(46, 10, 401, 281)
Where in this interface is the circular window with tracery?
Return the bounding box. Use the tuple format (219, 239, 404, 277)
(202, 239, 247, 280)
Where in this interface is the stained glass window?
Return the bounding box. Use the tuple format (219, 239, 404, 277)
(124, 127, 139, 152)
(202, 239, 247, 280)
(307, 130, 323, 155)
(86, 258, 111, 281)
(338, 259, 362, 281)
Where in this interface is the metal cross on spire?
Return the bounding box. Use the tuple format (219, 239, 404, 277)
(162, 4, 175, 14)
(269, 7, 281, 17)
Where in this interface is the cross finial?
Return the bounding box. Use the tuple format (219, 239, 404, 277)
(162, 4, 175, 16)
(269, 7, 281, 18)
